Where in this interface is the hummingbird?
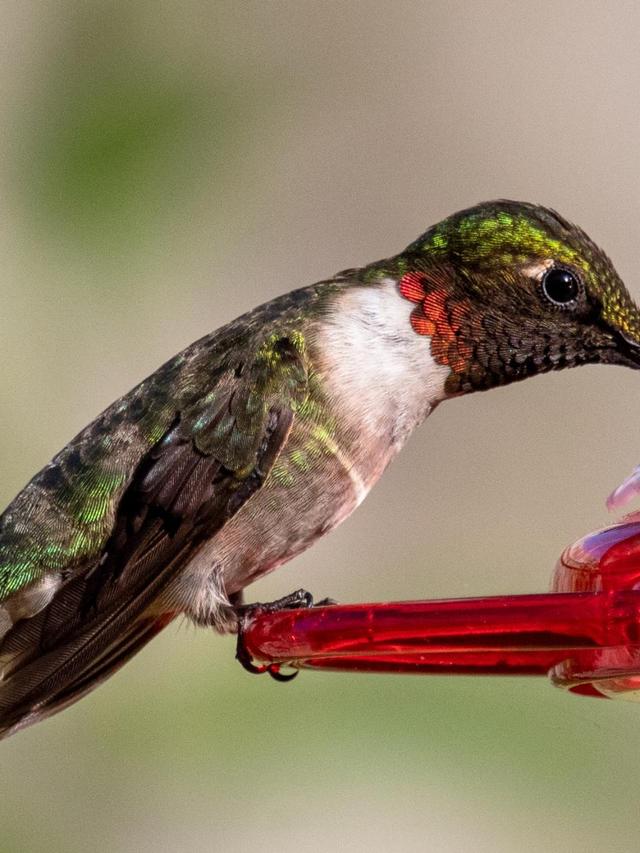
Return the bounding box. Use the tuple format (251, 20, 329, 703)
(1, 199, 639, 738)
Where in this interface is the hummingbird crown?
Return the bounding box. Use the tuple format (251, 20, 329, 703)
(394, 200, 640, 393)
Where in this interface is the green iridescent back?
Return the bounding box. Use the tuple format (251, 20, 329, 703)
(0, 283, 329, 605)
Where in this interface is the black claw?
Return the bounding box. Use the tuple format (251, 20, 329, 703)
(234, 587, 337, 681)
(266, 664, 299, 682)
(235, 631, 268, 675)
(313, 597, 338, 607)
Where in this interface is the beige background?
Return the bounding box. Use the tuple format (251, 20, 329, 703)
(2, 3, 640, 852)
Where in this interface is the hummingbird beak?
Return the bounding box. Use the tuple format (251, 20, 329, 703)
(612, 329, 640, 369)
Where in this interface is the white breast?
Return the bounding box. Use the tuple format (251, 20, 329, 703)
(312, 277, 451, 448)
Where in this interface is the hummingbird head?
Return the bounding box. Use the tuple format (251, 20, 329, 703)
(397, 200, 640, 394)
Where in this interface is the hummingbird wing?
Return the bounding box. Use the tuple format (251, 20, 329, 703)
(0, 332, 308, 737)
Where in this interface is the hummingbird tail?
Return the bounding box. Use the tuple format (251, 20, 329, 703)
(0, 612, 175, 739)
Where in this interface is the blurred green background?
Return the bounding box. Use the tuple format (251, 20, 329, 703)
(2, 2, 640, 851)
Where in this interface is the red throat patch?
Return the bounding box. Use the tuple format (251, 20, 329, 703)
(399, 271, 474, 375)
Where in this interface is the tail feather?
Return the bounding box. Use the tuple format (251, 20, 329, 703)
(0, 612, 175, 739)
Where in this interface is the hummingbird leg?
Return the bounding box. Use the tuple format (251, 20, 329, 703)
(234, 588, 337, 681)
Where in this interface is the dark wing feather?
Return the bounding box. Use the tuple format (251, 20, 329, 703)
(0, 334, 307, 738)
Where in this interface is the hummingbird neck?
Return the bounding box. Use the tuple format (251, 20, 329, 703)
(312, 277, 451, 450)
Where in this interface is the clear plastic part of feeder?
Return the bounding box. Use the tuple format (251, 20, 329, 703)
(548, 463, 640, 701)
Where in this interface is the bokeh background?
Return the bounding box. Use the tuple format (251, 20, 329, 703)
(2, 2, 640, 851)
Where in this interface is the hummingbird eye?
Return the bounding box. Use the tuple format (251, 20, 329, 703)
(540, 267, 581, 308)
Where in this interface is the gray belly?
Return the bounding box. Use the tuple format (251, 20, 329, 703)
(190, 456, 362, 595)
(166, 425, 394, 623)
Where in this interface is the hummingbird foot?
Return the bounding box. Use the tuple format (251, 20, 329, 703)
(234, 588, 337, 682)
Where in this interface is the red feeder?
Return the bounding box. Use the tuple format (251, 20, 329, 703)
(241, 510, 640, 700)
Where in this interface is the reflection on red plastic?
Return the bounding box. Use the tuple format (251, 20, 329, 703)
(242, 512, 640, 700)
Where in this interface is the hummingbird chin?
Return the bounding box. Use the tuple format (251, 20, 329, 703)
(1, 200, 639, 737)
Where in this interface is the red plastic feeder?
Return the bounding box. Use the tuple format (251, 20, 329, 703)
(241, 508, 640, 701)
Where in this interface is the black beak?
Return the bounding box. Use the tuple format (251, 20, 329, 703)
(614, 329, 640, 369)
